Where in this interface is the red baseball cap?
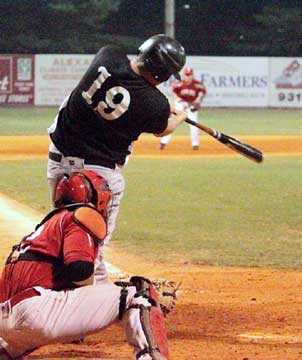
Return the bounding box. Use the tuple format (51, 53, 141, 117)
(184, 67, 193, 75)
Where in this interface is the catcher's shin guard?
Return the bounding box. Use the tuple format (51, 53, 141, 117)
(122, 276, 169, 360)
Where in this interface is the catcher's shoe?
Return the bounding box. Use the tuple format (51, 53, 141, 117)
(159, 143, 166, 150)
(192, 145, 199, 150)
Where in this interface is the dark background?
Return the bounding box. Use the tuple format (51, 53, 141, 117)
(1, 0, 301, 56)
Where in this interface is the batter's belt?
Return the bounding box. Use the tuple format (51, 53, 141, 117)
(49, 151, 117, 169)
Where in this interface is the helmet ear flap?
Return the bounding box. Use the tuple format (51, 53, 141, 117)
(94, 180, 112, 217)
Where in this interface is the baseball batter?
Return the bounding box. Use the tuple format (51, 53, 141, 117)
(47, 34, 187, 282)
(0, 170, 170, 359)
(160, 67, 207, 150)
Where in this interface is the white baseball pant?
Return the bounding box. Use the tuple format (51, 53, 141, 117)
(47, 142, 125, 282)
(0, 284, 157, 359)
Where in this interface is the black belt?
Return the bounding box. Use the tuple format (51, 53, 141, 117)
(49, 151, 116, 169)
(115, 281, 129, 320)
(18, 251, 61, 266)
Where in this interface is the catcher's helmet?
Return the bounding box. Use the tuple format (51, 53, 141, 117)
(138, 34, 186, 83)
(54, 170, 111, 216)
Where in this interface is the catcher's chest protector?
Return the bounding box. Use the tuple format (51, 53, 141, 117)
(122, 276, 169, 360)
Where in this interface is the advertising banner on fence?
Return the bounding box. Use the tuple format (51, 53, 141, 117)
(0, 55, 34, 105)
(269, 57, 302, 108)
(35, 54, 93, 105)
(160, 56, 269, 107)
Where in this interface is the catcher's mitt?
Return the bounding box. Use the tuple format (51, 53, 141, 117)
(151, 279, 182, 316)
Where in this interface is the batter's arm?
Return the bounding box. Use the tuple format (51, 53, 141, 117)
(154, 109, 187, 137)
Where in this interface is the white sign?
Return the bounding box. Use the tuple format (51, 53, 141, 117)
(269, 57, 302, 108)
(35, 54, 93, 106)
(160, 56, 269, 107)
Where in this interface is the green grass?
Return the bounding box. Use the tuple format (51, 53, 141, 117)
(0, 160, 50, 212)
(0, 156, 301, 269)
(0, 107, 57, 135)
(0, 106, 301, 268)
(0, 107, 302, 135)
(198, 108, 302, 135)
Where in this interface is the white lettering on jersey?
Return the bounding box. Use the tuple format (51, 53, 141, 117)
(26, 225, 45, 241)
(96, 86, 131, 120)
(82, 66, 130, 121)
(82, 66, 111, 105)
(179, 89, 197, 97)
(20, 225, 45, 254)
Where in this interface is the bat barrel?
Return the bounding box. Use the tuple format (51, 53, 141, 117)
(220, 133, 263, 163)
(185, 118, 263, 163)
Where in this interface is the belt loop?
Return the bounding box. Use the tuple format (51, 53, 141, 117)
(0, 301, 11, 319)
(49, 151, 63, 163)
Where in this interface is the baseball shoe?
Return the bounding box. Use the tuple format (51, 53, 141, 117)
(159, 143, 166, 150)
(192, 145, 199, 150)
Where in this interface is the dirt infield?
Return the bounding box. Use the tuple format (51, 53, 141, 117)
(1, 134, 302, 159)
(29, 256, 302, 360)
(1, 135, 302, 359)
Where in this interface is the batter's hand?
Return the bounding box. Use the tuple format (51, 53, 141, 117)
(171, 107, 187, 123)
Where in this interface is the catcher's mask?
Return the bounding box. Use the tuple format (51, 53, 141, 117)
(54, 170, 112, 218)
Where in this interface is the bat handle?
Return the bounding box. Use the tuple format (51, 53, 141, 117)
(185, 118, 220, 139)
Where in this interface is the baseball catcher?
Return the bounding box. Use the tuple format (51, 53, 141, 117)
(0, 170, 173, 359)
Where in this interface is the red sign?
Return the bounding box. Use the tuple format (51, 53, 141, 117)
(0, 55, 34, 105)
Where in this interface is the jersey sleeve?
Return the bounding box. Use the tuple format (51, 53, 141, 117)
(141, 93, 170, 134)
(62, 220, 97, 265)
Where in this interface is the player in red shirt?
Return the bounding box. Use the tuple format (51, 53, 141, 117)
(160, 67, 207, 150)
(0, 170, 170, 359)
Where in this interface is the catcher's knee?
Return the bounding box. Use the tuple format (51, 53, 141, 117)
(120, 276, 169, 360)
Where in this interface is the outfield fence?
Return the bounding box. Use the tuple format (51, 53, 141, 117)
(0, 54, 301, 108)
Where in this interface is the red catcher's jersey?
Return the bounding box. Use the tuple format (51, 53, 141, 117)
(172, 79, 207, 103)
(0, 210, 99, 302)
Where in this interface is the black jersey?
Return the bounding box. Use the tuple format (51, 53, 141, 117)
(50, 46, 170, 166)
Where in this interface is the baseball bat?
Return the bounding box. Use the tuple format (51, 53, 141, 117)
(185, 119, 263, 163)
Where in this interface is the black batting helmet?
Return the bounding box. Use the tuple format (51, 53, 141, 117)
(138, 34, 186, 83)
